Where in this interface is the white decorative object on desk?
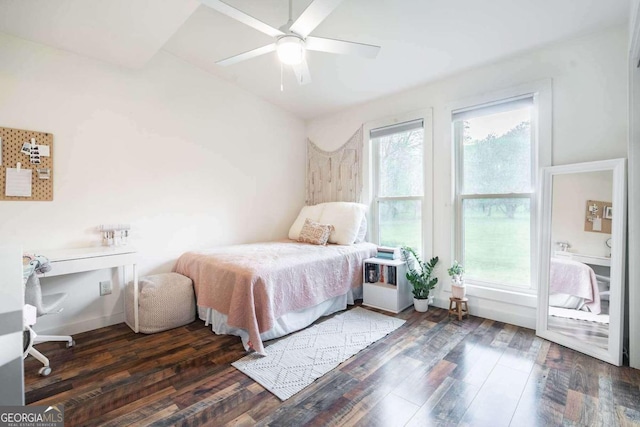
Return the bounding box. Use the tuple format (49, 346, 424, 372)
(98, 224, 131, 247)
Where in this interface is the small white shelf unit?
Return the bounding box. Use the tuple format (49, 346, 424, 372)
(362, 257, 412, 313)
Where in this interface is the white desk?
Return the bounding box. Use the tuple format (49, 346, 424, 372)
(34, 246, 140, 333)
(553, 251, 611, 267)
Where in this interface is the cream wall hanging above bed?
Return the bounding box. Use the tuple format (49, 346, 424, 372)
(306, 127, 362, 205)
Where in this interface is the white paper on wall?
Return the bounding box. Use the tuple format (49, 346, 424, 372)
(592, 217, 602, 231)
(37, 145, 50, 157)
(5, 167, 32, 197)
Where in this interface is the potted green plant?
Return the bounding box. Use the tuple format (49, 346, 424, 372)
(401, 246, 439, 312)
(448, 260, 466, 299)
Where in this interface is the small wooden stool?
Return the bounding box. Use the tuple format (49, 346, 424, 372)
(448, 297, 469, 321)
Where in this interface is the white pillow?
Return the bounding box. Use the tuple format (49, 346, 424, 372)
(288, 204, 325, 240)
(318, 202, 367, 245)
(355, 216, 368, 243)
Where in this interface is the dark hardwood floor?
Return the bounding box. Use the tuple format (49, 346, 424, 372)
(24, 304, 640, 426)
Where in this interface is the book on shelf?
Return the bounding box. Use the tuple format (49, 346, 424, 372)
(387, 265, 397, 285)
(376, 246, 401, 260)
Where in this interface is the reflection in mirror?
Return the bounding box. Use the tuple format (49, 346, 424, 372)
(537, 158, 625, 366)
(548, 171, 613, 351)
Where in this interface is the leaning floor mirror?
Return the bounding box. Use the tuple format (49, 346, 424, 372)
(537, 158, 626, 365)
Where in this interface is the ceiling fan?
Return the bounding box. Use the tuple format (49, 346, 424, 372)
(200, 0, 381, 86)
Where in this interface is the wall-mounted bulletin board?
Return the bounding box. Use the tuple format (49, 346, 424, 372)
(584, 199, 612, 234)
(0, 126, 53, 201)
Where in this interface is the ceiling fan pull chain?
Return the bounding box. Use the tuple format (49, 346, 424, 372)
(300, 43, 304, 84)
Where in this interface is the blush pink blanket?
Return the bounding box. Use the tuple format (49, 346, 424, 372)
(549, 257, 601, 314)
(174, 240, 377, 354)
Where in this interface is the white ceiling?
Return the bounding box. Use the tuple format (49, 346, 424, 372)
(0, 0, 630, 119)
(0, 0, 201, 68)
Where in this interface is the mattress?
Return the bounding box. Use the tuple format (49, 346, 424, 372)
(174, 239, 376, 354)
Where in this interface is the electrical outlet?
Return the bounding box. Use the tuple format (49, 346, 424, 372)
(99, 280, 112, 296)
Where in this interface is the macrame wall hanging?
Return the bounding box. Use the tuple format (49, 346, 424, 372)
(306, 127, 363, 205)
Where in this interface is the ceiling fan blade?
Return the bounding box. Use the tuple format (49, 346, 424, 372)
(306, 36, 381, 59)
(289, 0, 344, 38)
(216, 43, 277, 66)
(292, 59, 312, 85)
(200, 0, 284, 38)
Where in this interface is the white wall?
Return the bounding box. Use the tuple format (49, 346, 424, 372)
(0, 33, 306, 335)
(551, 171, 613, 257)
(306, 27, 628, 328)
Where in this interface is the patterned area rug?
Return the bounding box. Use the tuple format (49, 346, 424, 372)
(232, 307, 405, 400)
(549, 306, 610, 324)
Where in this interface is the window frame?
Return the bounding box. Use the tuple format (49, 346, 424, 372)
(363, 109, 433, 258)
(450, 81, 552, 295)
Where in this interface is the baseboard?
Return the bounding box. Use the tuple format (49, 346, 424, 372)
(36, 313, 126, 336)
(35, 299, 537, 336)
(433, 296, 536, 330)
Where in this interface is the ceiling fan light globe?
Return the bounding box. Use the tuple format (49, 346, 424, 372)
(277, 36, 305, 65)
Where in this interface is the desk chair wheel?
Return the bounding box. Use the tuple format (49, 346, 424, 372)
(66, 340, 75, 348)
(38, 366, 51, 376)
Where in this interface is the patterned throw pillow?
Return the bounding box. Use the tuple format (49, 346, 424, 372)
(298, 218, 334, 245)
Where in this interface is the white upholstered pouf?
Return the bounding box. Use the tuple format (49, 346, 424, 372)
(126, 273, 195, 334)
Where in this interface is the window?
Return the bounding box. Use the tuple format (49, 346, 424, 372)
(371, 119, 425, 253)
(453, 96, 537, 289)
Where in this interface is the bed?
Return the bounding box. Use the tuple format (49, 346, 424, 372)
(549, 257, 601, 314)
(174, 201, 376, 355)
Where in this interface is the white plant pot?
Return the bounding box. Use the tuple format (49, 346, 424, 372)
(413, 298, 429, 312)
(452, 284, 466, 299)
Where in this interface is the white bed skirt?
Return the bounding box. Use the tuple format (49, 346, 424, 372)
(198, 286, 363, 352)
(549, 293, 586, 311)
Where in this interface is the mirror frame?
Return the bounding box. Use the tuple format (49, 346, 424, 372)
(537, 158, 626, 365)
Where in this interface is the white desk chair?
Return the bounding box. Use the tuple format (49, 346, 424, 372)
(596, 274, 611, 301)
(24, 273, 74, 376)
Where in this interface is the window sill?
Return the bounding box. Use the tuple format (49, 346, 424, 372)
(446, 282, 537, 308)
